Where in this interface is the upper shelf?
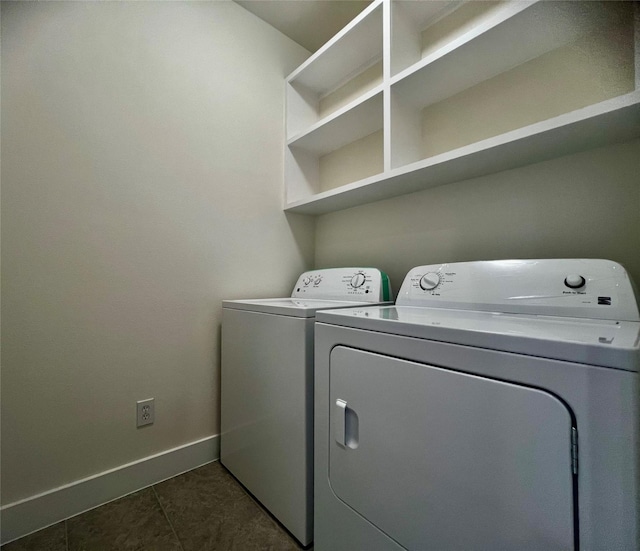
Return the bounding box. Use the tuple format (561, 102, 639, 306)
(286, 0, 384, 139)
(391, 1, 625, 109)
(391, 0, 484, 77)
(285, 92, 640, 215)
(287, 0, 383, 96)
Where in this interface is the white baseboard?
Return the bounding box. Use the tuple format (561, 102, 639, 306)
(0, 434, 220, 545)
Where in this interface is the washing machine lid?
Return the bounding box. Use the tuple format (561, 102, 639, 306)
(223, 267, 392, 317)
(222, 298, 388, 318)
(316, 305, 640, 371)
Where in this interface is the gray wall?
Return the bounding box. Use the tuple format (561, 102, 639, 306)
(315, 139, 640, 295)
(1, 1, 313, 504)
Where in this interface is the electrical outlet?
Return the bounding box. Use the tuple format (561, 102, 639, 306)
(136, 398, 154, 427)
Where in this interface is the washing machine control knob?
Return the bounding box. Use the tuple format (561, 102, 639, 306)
(419, 272, 441, 291)
(564, 274, 586, 289)
(302, 276, 312, 286)
(350, 273, 366, 288)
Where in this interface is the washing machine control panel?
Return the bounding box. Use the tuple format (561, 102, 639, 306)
(397, 259, 639, 321)
(291, 268, 391, 302)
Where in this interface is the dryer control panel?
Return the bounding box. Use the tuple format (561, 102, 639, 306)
(396, 259, 639, 321)
(291, 268, 391, 302)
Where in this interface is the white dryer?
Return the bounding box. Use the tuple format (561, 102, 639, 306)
(314, 259, 639, 551)
(221, 267, 391, 546)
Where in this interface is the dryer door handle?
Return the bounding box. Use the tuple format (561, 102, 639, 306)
(335, 399, 347, 445)
(335, 399, 359, 449)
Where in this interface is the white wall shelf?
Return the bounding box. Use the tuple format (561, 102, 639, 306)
(287, 0, 383, 96)
(286, 0, 383, 138)
(287, 87, 383, 156)
(284, 0, 640, 215)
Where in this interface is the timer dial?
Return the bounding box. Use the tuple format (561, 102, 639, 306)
(419, 272, 441, 291)
(302, 276, 312, 286)
(350, 273, 366, 289)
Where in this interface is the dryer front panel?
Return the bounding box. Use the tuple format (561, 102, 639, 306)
(328, 346, 576, 551)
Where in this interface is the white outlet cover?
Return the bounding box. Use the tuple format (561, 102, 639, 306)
(136, 398, 154, 427)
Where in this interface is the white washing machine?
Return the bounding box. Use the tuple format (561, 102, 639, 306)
(221, 267, 391, 546)
(314, 259, 639, 551)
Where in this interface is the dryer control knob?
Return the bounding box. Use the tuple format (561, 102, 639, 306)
(564, 274, 586, 289)
(350, 273, 366, 288)
(420, 272, 441, 291)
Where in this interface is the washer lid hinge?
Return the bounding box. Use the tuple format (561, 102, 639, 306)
(571, 427, 578, 475)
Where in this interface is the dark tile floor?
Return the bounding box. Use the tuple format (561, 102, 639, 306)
(2, 462, 306, 551)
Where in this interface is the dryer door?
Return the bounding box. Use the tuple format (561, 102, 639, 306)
(329, 346, 576, 551)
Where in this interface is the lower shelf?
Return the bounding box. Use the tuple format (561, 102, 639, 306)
(284, 91, 640, 215)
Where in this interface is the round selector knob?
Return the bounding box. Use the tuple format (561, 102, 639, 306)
(302, 276, 312, 286)
(419, 272, 441, 291)
(350, 273, 366, 289)
(564, 274, 586, 289)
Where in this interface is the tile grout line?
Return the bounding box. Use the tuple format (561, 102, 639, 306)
(151, 485, 185, 551)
